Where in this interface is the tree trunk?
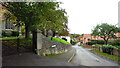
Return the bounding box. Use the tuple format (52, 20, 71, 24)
(105, 40, 108, 45)
(51, 31, 55, 40)
(53, 31, 56, 37)
(25, 23, 30, 38)
(32, 30, 37, 53)
(44, 28, 47, 37)
(103, 36, 108, 45)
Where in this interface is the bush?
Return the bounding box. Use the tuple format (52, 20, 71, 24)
(91, 40, 104, 44)
(102, 46, 113, 54)
(71, 41, 77, 45)
(86, 41, 94, 45)
(92, 44, 101, 47)
(108, 39, 120, 46)
(97, 40, 104, 44)
(2, 30, 12, 37)
(11, 31, 19, 37)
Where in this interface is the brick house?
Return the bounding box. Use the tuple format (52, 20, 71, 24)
(82, 34, 103, 44)
(79, 33, 120, 44)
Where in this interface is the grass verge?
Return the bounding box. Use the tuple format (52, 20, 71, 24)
(91, 49, 120, 62)
(48, 37, 71, 45)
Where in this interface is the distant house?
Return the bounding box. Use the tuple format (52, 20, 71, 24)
(81, 34, 103, 44)
(79, 33, 120, 44)
(115, 33, 120, 38)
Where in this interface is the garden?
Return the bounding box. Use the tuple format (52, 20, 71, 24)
(83, 39, 120, 63)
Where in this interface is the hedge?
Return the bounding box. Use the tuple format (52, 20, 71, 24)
(2, 30, 19, 37)
(86, 40, 104, 45)
(86, 42, 94, 45)
(108, 39, 120, 45)
(92, 44, 120, 54)
(90, 40, 104, 44)
(11, 31, 19, 37)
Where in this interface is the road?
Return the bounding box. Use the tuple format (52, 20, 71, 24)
(71, 42, 120, 66)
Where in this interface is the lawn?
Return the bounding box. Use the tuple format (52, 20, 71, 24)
(91, 49, 120, 62)
(48, 37, 71, 45)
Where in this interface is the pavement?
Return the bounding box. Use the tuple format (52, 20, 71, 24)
(2, 47, 78, 67)
(3, 42, 120, 68)
(71, 43, 120, 66)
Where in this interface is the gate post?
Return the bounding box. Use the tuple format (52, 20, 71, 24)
(32, 29, 42, 55)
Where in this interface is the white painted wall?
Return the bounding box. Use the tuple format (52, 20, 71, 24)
(60, 36, 71, 43)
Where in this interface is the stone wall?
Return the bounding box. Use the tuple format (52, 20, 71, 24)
(37, 33, 72, 55)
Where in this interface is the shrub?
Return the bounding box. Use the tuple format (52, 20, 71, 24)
(102, 47, 113, 54)
(97, 40, 104, 44)
(71, 41, 77, 45)
(2, 30, 12, 37)
(91, 40, 104, 44)
(92, 44, 101, 47)
(86, 41, 94, 45)
(102, 45, 116, 54)
(11, 31, 19, 37)
(108, 39, 120, 46)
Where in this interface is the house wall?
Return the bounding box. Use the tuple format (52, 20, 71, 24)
(82, 34, 103, 44)
(0, 5, 19, 37)
(60, 36, 71, 43)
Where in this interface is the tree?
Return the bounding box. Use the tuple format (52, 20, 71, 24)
(4, 2, 35, 38)
(58, 29, 69, 36)
(71, 34, 81, 38)
(5, 2, 60, 38)
(38, 7, 68, 37)
(91, 23, 120, 45)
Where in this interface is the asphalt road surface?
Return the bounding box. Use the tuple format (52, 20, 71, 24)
(71, 42, 120, 66)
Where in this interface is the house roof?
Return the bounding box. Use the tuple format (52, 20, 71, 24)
(83, 34, 103, 40)
(116, 33, 120, 37)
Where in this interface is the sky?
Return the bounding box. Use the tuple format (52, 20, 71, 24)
(57, 0, 120, 34)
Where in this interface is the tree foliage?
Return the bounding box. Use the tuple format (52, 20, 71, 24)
(71, 34, 81, 38)
(3, 2, 68, 38)
(91, 23, 120, 45)
(38, 7, 68, 36)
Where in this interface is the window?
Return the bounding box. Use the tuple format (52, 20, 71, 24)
(5, 19, 13, 29)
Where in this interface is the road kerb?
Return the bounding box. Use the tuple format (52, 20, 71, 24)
(67, 51, 76, 62)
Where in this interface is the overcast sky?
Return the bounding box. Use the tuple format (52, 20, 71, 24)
(58, 0, 120, 34)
